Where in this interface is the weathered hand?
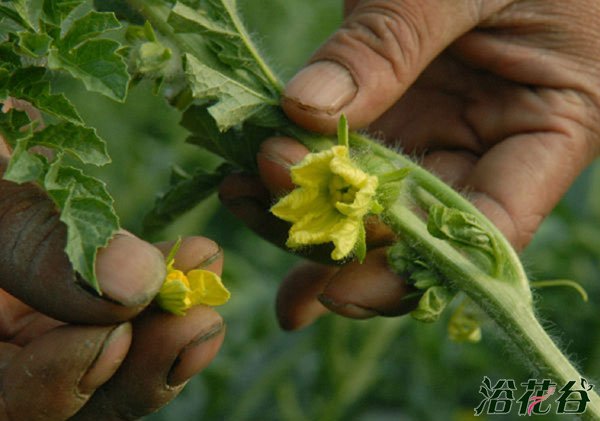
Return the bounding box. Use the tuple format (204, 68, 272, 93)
(220, 0, 600, 329)
(0, 156, 225, 420)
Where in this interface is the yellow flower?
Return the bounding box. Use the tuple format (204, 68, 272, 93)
(156, 257, 230, 316)
(271, 145, 380, 261)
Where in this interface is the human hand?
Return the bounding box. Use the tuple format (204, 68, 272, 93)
(220, 0, 600, 329)
(0, 155, 225, 420)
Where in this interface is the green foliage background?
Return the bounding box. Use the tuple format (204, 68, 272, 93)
(59, 0, 600, 419)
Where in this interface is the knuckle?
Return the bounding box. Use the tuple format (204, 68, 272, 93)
(0, 183, 62, 270)
(342, 1, 428, 83)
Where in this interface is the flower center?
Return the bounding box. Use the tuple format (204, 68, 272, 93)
(329, 175, 357, 205)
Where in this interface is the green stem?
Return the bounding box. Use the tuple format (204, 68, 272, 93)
(221, 1, 284, 93)
(127, 0, 284, 95)
(292, 127, 600, 418)
(349, 132, 528, 291)
(385, 204, 600, 419)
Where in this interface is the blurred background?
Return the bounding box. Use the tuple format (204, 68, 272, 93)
(60, 0, 600, 419)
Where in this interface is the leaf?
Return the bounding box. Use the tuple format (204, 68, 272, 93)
(143, 164, 231, 234)
(44, 160, 119, 292)
(168, 0, 281, 89)
(28, 122, 110, 166)
(3, 137, 46, 183)
(181, 105, 268, 170)
(17, 31, 52, 57)
(93, 0, 144, 24)
(0, 0, 123, 292)
(60, 11, 121, 50)
(427, 204, 501, 274)
(8, 66, 83, 124)
(48, 38, 129, 102)
(0, 2, 34, 31)
(42, 0, 86, 26)
(184, 53, 275, 131)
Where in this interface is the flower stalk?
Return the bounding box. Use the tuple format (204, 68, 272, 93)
(288, 128, 600, 419)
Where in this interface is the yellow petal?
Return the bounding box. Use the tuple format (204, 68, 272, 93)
(330, 154, 369, 186)
(270, 143, 379, 262)
(287, 207, 342, 247)
(156, 278, 192, 316)
(187, 269, 231, 306)
(291, 146, 346, 186)
(330, 217, 362, 260)
(335, 176, 378, 218)
(270, 187, 321, 223)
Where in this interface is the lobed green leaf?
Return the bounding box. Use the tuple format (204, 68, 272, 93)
(44, 159, 119, 292)
(60, 11, 121, 51)
(17, 31, 52, 57)
(144, 164, 231, 234)
(29, 122, 110, 166)
(49, 38, 129, 102)
(184, 53, 275, 131)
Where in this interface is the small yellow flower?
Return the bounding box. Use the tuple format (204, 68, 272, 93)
(156, 252, 230, 316)
(271, 145, 380, 261)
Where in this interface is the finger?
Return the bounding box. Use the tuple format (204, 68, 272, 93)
(71, 306, 225, 421)
(319, 248, 419, 319)
(344, 0, 361, 16)
(283, 0, 512, 133)
(257, 137, 309, 194)
(465, 131, 598, 250)
(154, 236, 224, 274)
(0, 323, 131, 421)
(70, 239, 227, 420)
(0, 158, 166, 324)
(276, 262, 336, 331)
(218, 173, 339, 263)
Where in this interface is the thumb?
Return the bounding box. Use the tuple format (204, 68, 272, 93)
(283, 0, 511, 133)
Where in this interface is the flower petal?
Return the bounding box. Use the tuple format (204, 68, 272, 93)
(291, 146, 346, 186)
(335, 176, 378, 218)
(187, 269, 231, 306)
(156, 278, 192, 316)
(330, 217, 362, 260)
(271, 187, 321, 223)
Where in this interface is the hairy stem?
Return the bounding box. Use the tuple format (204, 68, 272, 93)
(293, 127, 600, 418)
(385, 200, 600, 419)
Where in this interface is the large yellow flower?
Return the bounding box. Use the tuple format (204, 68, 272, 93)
(271, 145, 380, 261)
(156, 256, 230, 316)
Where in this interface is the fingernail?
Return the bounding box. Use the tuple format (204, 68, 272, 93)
(94, 233, 166, 306)
(79, 323, 132, 393)
(318, 294, 378, 319)
(285, 61, 357, 114)
(167, 322, 225, 387)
